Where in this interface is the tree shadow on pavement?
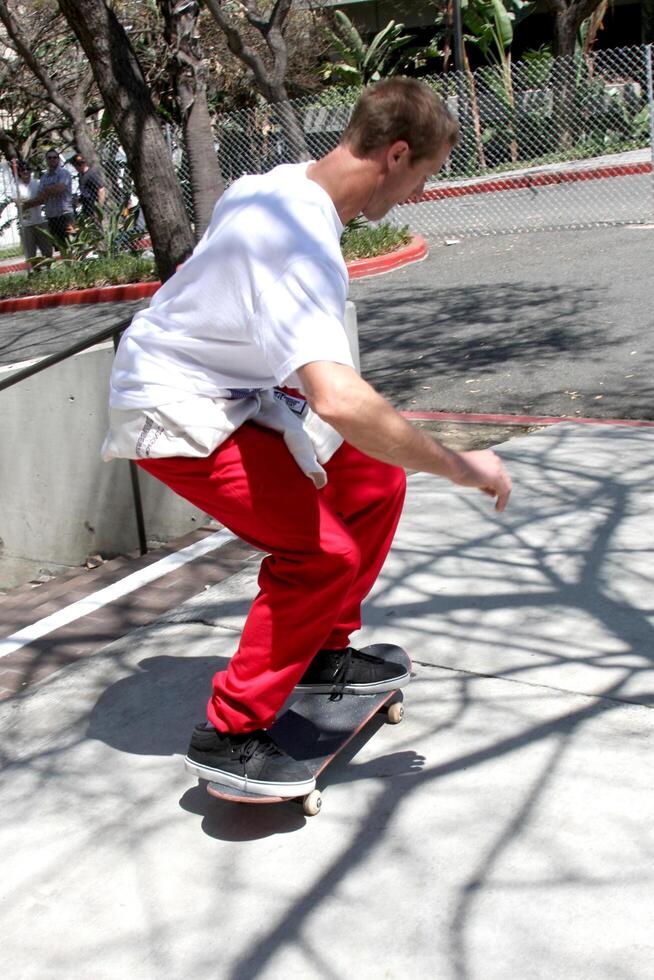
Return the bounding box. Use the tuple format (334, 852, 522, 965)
(225, 423, 654, 979)
(356, 281, 612, 402)
(0, 299, 146, 366)
(3, 424, 654, 978)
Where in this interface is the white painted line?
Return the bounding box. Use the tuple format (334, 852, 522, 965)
(0, 529, 236, 659)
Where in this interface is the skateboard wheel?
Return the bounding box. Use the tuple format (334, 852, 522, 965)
(302, 790, 322, 816)
(386, 702, 404, 725)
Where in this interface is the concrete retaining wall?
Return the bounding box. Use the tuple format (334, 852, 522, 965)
(0, 301, 359, 589)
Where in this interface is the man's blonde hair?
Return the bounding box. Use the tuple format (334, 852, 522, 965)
(341, 77, 458, 162)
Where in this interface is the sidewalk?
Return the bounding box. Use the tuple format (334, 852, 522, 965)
(2, 420, 654, 979)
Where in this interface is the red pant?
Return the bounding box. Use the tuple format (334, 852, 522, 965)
(138, 422, 406, 732)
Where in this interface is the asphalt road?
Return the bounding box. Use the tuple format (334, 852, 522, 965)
(0, 298, 146, 368)
(1, 223, 652, 420)
(350, 223, 654, 419)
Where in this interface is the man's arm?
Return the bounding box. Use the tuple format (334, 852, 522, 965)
(21, 187, 45, 208)
(43, 169, 72, 199)
(297, 360, 512, 512)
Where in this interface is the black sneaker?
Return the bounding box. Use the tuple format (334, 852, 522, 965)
(295, 646, 410, 695)
(184, 724, 315, 798)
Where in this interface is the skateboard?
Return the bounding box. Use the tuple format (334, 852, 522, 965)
(206, 643, 411, 816)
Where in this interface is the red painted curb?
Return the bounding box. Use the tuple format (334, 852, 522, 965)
(0, 259, 29, 274)
(0, 236, 427, 313)
(0, 280, 160, 314)
(347, 235, 427, 278)
(418, 162, 652, 203)
(401, 409, 654, 428)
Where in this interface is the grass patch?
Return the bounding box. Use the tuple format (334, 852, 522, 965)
(0, 244, 22, 260)
(0, 254, 157, 300)
(341, 222, 412, 261)
(0, 224, 414, 300)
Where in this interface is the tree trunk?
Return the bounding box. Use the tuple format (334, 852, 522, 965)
(184, 88, 224, 236)
(269, 94, 311, 163)
(549, 0, 607, 58)
(552, 55, 577, 151)
(158, 0, 224, 239)
(69, 87, 103, 171)
(57, 0, 194, 281)
(549, 4, 581, 150)
(552, 9, 578, 58)
(0, 128, 19, 162)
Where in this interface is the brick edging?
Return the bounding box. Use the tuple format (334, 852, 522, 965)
(0, 235, 428, 313)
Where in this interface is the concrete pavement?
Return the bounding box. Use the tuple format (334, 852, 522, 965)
(2, 420, 654, 979)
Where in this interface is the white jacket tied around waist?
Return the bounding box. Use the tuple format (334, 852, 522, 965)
(102, 389, 343, 490)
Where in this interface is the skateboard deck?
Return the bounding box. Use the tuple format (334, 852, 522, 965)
(207, 643, 410, 815)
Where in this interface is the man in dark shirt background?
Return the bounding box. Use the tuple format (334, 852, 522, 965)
(70, 154, 106, 221)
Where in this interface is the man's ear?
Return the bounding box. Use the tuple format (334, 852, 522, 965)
(386, 140, 411, 171)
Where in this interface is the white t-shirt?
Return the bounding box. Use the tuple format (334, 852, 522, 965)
(16, 179, 44, 227)
(103, 162, 353, 482)
(109, 162, 352, 410)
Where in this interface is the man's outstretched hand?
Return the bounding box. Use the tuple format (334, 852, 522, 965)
(449, 449, 512, 512)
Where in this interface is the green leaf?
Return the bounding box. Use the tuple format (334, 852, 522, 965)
(333, 10, 366, 63)
(489, 0, 514, 49)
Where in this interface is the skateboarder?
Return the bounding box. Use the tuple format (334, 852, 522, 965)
(103, 78, 512, 798)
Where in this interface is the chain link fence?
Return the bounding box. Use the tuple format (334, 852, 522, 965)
(394, 44, 654, 238)
(209, 43, 654, 239)
(2, 44, 652, 252)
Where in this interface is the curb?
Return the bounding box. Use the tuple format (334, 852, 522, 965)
(418, 161, 652, 203)
(347, 235, 427, 278)
(0, 260, 28, 275)
(0, 236, 428, 314)
(0, 281, 159, 314)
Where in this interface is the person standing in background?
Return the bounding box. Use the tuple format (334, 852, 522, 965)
(24, 149, 74, 250)
(13, 162, 53, 266)
(70, 154, 106, 223)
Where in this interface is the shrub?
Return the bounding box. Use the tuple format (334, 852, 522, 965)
(341, 220, 411, 260)
(0, 254, 157, 299)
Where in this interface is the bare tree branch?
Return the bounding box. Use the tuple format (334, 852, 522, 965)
(202, 0, 272, 94)
(0, 0, 71, 120)
(0, 0, 100, 164)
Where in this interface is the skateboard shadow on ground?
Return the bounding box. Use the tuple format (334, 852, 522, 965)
(87, 652, 425, 841)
